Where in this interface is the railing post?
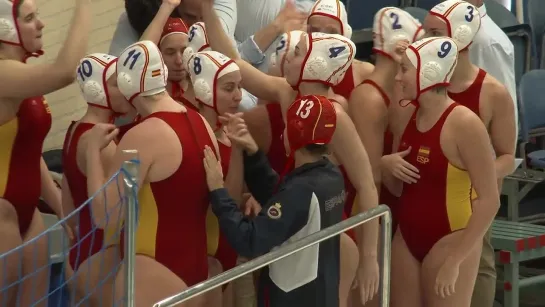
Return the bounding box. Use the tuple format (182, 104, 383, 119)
(121, 150, 139, 307)
(379, 210, 392, 307)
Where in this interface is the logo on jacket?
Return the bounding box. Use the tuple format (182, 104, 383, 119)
(416, 146, 430, 164)
(268, 203, 282, 219)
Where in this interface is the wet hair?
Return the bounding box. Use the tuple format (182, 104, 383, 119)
(125, 0, 180, 36)
(303, 144, 329, 156)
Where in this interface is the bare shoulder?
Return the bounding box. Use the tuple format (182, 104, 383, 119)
(121, 117, 168, 146)
(448, 105, 484, 132)
(353, 59, 375, 78)
(483, 73, 510, 102)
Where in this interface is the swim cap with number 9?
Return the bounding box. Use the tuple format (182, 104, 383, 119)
(117, 40, 168, 102)
(373, 7, 424, 58)
(406, 37, 458, 96)
(429, 0, 481, 51)
(296, 32, 355, 88)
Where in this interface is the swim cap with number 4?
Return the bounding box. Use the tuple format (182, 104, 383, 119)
(429, 0, 481, 50)
(286, 95, 337, 154)
(406, 37, 458, 94)
(373, 7, 424, 58)
(76, 53, 117, 109)
(297, 32, 355, 88)
(117, 40, 168, 102)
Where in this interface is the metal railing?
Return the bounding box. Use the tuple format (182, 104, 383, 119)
(153, 205, 392, 307)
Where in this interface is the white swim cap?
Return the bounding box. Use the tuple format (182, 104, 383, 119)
(406, 37, 458, 96)
(116, 40, 168, 102)
(295, 32, 355, 88)
(182, 22, 211, 68)
(373, 7, 424, 58)
(76, 53, 118, 109)
(429, 0, 481, 51)
(309, 0, 352, 39)
(270, 30, 304, 76)
(187, 51, 239, 112)
(0, 0, 43, 58)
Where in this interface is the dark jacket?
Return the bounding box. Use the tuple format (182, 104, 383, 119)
(209, 150, 345, 307)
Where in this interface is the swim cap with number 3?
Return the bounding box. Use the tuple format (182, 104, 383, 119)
(296, 32, 355, 88)
(117, 40, 168, 102)
(429, 0, 481, 50)
(406, 37, 458, 95)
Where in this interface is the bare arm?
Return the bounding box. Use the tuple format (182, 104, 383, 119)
(86, 126, 150, 228)
(349, 87, 388, 190)
(331, 106, 379, 258)
(201, 1, 291, 103)
(139, 2, 178, 44)
(0, 0, 92, 99)
(489, 84, 516, 178)
(448, 111, 500, 264)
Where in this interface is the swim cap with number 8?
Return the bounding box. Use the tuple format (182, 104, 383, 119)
(182, 22, 210, 69)
(406, 37, 458, 95)
(429, 0, 481, 50)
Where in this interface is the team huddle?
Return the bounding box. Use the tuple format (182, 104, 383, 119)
(0, 0, 516, 306)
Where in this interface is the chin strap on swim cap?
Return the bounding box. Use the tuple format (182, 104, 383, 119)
(271, 30, 304, 77)
(372, 7, 424, 60)
(294, 32, 355, 90)
(309, 0, 352, 39)
(277, 94, 337, 190)
(188, 50, 240, 130)
(182, 22, 211, 68)
(0, 0, 44, 61)
(117, 40, 168, 104)
(159, 17, 189, 47)
(429, 0, 481, 51)
(405, 37, 459, 102)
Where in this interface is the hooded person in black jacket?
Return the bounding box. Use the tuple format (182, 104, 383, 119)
(203, 94, 345, 307)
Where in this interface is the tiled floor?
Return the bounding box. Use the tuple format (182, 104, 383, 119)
(34, 0, 125, 151)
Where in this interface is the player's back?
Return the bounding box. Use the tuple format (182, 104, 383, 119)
(135, 108, 214, 286)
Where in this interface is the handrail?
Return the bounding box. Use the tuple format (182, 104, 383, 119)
(153, 205, 392, 307)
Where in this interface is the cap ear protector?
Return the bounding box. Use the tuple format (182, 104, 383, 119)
(308, 0, 352, 39)
(76, 53, 118, 109)
(0, 0, 44, 60)
(429, 0, 481, 51)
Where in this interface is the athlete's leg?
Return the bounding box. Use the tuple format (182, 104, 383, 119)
(339, 233, 358, 307)
(70, 246, 121, 306)
(471, 230, 496, 307)
(391, 229, 422, 307)
(19, 209, 49, 307)
(207, 256, 224, 306)
(421, 231, 481, 307)
(0, 199, 23, 305)
(233, 257, 257, 307)
(115, 255, 205, 307)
